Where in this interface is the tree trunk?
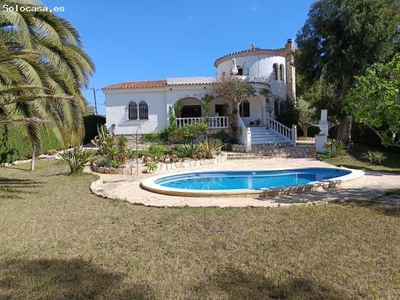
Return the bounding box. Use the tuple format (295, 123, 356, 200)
(298, 122, 308, 137)
(30, 144, 36, 171)
(336, 115, 352, 146)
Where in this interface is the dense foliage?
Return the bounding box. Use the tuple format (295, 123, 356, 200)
(0, 0, 94, 161)
(296, 0, 400, 143)
(346, 54, 400, 147)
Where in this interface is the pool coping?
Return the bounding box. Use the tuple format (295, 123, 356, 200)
(141, 166, 365, 198)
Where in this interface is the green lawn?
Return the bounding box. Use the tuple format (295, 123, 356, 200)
(319, 144, 400, 174)
(0, 160, 399, 299)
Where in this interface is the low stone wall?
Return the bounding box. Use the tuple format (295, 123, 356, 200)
(91, 155, 227, 175)
(231, 144, 246, 152)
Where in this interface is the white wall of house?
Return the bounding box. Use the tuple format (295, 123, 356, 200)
(104, 85, 214, 135)
(104, 88, 167, 135)
(216, 54, 287, 99)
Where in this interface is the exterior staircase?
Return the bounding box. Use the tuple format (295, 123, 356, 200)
(249, 126, 291, 145)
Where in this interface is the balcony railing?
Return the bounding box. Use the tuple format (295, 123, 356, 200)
(176, 116, 229, 129)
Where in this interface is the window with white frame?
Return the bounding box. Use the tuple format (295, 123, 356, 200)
(128, 101, 148, 120)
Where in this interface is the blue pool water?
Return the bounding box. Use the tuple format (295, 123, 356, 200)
(155, 168, 351, 191)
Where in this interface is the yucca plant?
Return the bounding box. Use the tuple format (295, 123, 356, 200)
(362, 150, 387, 165)
(198, 137, 224, 159)
(323, 140, 344, 158)
(145, 161, 158, 173)
(58, 146, 92, 174)
(176, 143, 199, 159)
(91, 126, 130, 166)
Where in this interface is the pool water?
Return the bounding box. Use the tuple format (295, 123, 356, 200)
(155, 168, 351, 191)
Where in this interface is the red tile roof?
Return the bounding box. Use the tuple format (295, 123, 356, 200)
(103, 78, 216, 90)
(103, 80, 167, 90)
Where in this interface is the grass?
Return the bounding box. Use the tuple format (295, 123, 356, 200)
(319, 144, 400, 174)
(0, 160, 400, 299)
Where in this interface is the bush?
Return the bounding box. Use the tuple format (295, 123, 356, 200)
(142, 133, 160, 143)
(170, 122, 207, 143)
(198, 137, 224, 159)
(145, 161, 158, 173)
(323, 140, 345, 158)
(174, 143, 200, 159)
(59, 146, 93, 174)
(91, 126, 130, 166)
(361, 151, 387, 165)
(212, 130, 229, 143)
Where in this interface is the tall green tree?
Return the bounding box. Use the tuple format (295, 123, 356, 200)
(0, 0, 95, 168)
(296, 0, 400, 144)
(346, 54, 400, 147)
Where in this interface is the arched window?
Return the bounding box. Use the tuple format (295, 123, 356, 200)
(139, 101, 148, 119)
(239, 100, 250, 117)
(128, 102, 137, 120)
(273, 63, 278, 80)
(279, 64, 284, 81)
(237, 66, 243, 75)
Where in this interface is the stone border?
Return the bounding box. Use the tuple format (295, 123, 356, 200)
(90, 155, 228, 175)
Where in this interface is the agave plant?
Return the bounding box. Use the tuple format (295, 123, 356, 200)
(58, 146, 93, 174)
(176, 143, 199, 159)
(198, 138, 224, 159)
(91, 126, 130, 166)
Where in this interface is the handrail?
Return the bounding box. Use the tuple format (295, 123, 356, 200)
(238, 114, 251, 151)
(265, 116, 297, 145)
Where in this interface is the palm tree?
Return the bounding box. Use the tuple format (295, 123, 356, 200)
(0, 0, 95, 169)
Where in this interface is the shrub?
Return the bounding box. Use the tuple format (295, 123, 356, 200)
(198, 137, 224, 159)
(59, 146, 93, 174)
(212, 130, 229, 143)
(92, 126, 130, 166)
(170, 122, 208, 143)
(323, 140, 345, 158)
(175, 143, 199, 159)
(362, 150, 387, 165)
(145, 161, 158, 173)
(148, 144, 167, 159)
(142, 133, 160, 143)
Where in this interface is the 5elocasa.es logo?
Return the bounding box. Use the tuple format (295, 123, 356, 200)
(2, 4, 65, 13)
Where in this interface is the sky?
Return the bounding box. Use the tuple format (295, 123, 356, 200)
(41, 0, 316, 115)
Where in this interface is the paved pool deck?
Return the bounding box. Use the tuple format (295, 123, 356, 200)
(90, 157, 400, 208)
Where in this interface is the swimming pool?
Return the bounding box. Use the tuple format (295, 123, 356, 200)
(141, 167, 364, 197)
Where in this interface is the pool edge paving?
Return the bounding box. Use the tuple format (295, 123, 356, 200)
(88, 158, 400, 208)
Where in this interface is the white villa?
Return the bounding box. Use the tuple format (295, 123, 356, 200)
(103, 39, 297, 148)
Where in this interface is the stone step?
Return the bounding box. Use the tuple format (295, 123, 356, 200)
(249, 127, 291, 145)
(226, 145, 316, 159)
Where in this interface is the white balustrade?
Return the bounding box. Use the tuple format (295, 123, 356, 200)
(265, 117, 297, 145)
(176, 116, 229, 129)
